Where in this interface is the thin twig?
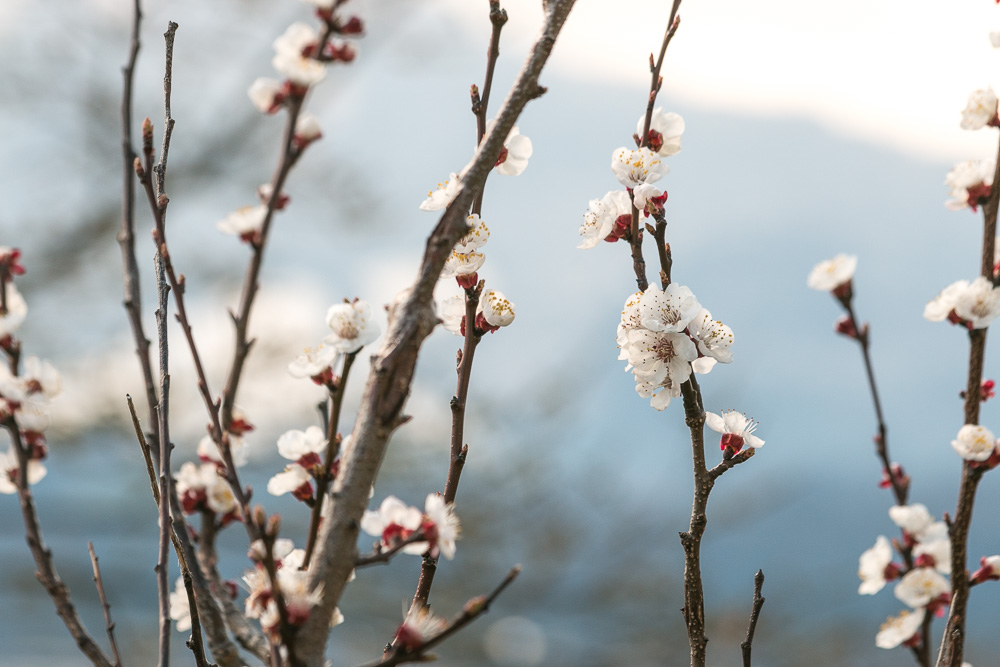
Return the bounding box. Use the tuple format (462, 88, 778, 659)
(89, 542, 124, 667)
(304, 351, 358, 568)
(2, 418, 113, 667)
(406, 289, 480, 616)
(355, 529, 427, 568)
(117, 0, 161, 461)
(153, 22, 178, 201)
(678, 375, 709, 667)
(470, 0, 508, 216)
(154, 250, 173, 667)
(638, 0, 683, 151)
(359, 566, 521, 667)
(740, 570, 765, 667)
(295, 4, 577, 663)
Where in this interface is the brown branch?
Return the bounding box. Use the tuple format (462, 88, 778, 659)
(153, 22, 178, 201)
(304, 350, 358, 568)
(88, 543, 124, 667)
(638, 0, 682, 150)
(678, 375, 709, 667)
(406, 289, 481, 616)
(3, 419, 113, 667)
(354, 529, 428, 568)
(359, 566, 521, 667)
(471, 1, 508, 216)
(740, 570, 765, 667)
(153, 251, 173, 667)
(294, 4, 577, 664)
(117, 0, 160, 458)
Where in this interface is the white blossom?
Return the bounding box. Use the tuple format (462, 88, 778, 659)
(481, 289, 515, 328)
(705, 410, 764, 450)
(961, 88, 998, 130)
(875, 608, 925, 649)
(423, 493, 461, 560)
(169, 577, 192, 632)
(440, 251, 485, 281)
(611, 147, 668, 188)
(288, 343, 339, 379)
(294, 113, 323, 143)
(0, 282, 27, 337)
(325, 300, 380, 353)
(419, 173, 461, 211)
(858, 535, 894, 595)
(637, 107, 685, 156)
(487, 120, 533, 176)
(217, 206, 267, 240)
(454, 215, 490, 253)
(951, 424, 997, 461)
(198, 434, 248, 468)
(638, 284, 701, 333)
(248, 78, 282, 113)
(578, 190, 632, 249)
(945, 160, 994, 211)
(889, 503, 935, 538)
(924, 277, 1000, 329)
(437, 295, 466, 336)
(894, 567, 949, 608)
(0, 447, 46, 494)
(807, 254, 857, 291)
(688, 308, 734, 371)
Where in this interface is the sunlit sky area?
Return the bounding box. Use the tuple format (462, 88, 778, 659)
(441, 0, 1000, 162)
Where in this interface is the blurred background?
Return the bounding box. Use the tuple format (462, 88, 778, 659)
(2, 0, 1000, 665)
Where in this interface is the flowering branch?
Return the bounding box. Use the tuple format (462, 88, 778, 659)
(740, 569, 765, 667)
(295, 3, 577, 663)
(359, 566, 521, 667)
(934, 132, 1000, 667)
(87, 542, 123, 667)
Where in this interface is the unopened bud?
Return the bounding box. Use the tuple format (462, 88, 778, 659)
(463, 595, 487, 615)
(133, 157, 145, 179)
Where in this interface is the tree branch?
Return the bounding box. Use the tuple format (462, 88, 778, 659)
(294, 3, 578, 663)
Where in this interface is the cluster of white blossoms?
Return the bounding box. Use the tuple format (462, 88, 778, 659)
(0, 250, 62, 495)
(858, 504, 959, 649)
(288, 299, 381, 384)
(419, 120, 533, 212)
(616, 284, 733, 411)
(578, 108, 683, 248)
(266, 425, 330, 502)
(945, 87, 1000, 212)
(924, 276, 1000, 329)
(361, 493, 461, 560)
(242, 540, 341, 636)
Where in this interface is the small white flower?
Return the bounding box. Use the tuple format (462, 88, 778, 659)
(325, 300, 380, 353)
(894, 567, 949, 608)
(267, 465, 312, 497)
(454, 215, 490, 253)
(688, 308, 734, 368)
(0, 282, 27, 337)
(638, 284, 701, 333)
(951, 424, 997, 461)
(360, 496, 424, 554)
(637, 107, 685, 156)
(294, 113, 323, 144)
(807, 254, 857, 291)
(705, 410, 765, 450)
(875, 608, 925, 649)
(198, 435, 248, 468)
(169, 577, 192, 632)
(217, 206, 268, 240)
(22, 357, 61, 398)
(288, 343, 339, 379)
(858, 536, 894, 595)
(632, 183, 664, 216)
(626, 329, 697, 387)
(889, 504, 935, 538)
(961, 88, 998, 130)
(945, 160, 994, 211)
(272, 52, 326, 87)
(436, 295, 466, 336)
(487, 120, 533, 176)
(248, 78, 282, 113)
(578, 190, 632, 249)
(0, 447, 46, 494)
(913, 533, 951, 575)
(925, 277, 1000, 329)
(440, 251, 485, 281)
(277, 426, 327, 462)
(274, 22, 318, 58)
(419, 173, 461, 211)
(610, 147, 668, 188)
(395, 607, 448, 650)
(423, 493, 460, 559)
(481, 289, 515, 327)
(636, 376, 683, 411)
